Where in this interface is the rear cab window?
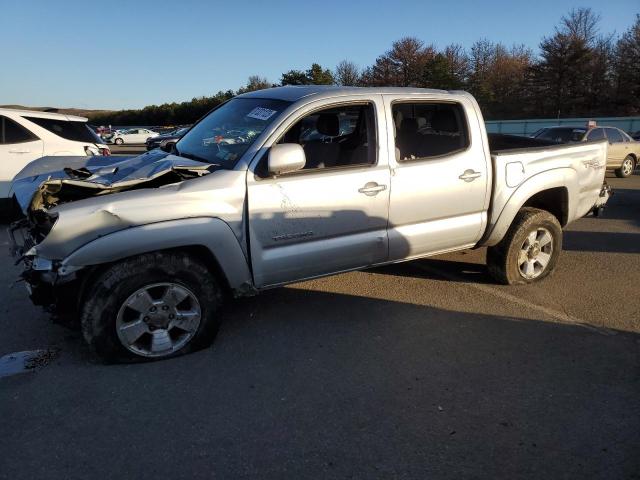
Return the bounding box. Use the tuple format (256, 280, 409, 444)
(0, 116, 39, 144)
(587, 128, 606, 141)
(24, 116, 102, 143)
(535, 128, 586, 143)
(391, 102, 469, 161)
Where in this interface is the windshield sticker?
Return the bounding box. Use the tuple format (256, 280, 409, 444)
(246, 107, 278, 121)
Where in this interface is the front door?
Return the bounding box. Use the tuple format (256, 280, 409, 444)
(247, 98, 390, 287)
(383, 95, 491, 260)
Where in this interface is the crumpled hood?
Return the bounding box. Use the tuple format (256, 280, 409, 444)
(11, 150, 215, 214)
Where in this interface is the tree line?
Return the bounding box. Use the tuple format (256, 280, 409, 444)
(90, 9, 640, 126)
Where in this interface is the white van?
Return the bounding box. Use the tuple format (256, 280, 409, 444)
(0, 108, 110, 212)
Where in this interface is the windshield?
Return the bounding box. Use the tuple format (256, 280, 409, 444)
(176, 98, 290, 167)
(534, 127, 586, 143)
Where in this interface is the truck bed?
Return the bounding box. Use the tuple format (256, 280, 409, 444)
(480, 136, 609, 246)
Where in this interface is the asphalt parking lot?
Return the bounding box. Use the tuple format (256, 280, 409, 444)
(0, 173, 638, 479)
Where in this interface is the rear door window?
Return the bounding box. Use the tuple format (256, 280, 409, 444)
(24, 116, 101, 143)
(587, 128, 606, 140)
(391, 102, 469, 160)
(0, 116, 39, 144)
(605, 128, 624, 143)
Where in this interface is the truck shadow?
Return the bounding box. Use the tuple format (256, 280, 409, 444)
(5, 286, 637, 479)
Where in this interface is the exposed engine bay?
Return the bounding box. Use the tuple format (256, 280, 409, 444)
(11, 150, 217, 217)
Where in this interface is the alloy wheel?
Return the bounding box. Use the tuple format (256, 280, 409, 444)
(115, 282, 202, 358)
(518, 228, 554, 279)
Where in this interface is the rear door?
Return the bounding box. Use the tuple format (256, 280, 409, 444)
(129, 129, 140, 142)
(605, 128, 626, 167)
(383, 95, 490, 260)
(246, 96, 390, 287)
(0, 115, 44, 198)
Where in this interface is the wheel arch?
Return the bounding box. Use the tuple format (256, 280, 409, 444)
(481, 168, 576, 247)
(61, 217, 253, 295)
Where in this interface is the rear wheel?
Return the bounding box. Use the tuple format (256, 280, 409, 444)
(81, 251, 222, 363)
(487, 208, 562, 285)
(615, 155, 635, 178)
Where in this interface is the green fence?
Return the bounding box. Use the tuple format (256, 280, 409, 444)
(485, 116, 640, 136)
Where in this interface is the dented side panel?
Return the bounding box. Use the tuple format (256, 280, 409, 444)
(32, 168, 249, 261)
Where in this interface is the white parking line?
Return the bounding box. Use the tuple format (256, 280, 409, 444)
(415, 263, 615, 336)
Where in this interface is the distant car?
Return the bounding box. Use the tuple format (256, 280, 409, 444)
(532, 125, 639, 178)
(146, 127, 189, 151)
(0, 108, 110, 213)
(108, 128, 159, 145)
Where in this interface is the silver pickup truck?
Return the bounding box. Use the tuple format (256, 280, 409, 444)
(9, 86, 610, 362)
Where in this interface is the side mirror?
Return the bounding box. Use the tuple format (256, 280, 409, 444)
(161, 142, 176, 153)
(268, 144, 306, 175)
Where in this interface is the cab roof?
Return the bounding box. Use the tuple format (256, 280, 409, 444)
(0, 107, 88, 122)
(236, 85, 464, 103)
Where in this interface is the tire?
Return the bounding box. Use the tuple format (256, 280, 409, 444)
(615, 155, 635, 178)
(81, 251, 222, 363)
(487, 207, 562, 285)
(114, 137, 124, 145)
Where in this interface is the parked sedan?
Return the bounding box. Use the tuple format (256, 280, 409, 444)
(146, 127, 189, 151)
(108, 128, 159, 145)
(532, 126, 639, 178)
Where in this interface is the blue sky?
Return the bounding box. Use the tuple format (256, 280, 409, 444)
(1, 0, 637, 110)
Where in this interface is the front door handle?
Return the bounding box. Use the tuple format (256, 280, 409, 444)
(9, 149, 31, 154)
(358, 182, 387, 196)
(459, 169, 482, 182)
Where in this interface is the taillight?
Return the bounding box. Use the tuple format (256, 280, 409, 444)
(100, 148, 111, 156)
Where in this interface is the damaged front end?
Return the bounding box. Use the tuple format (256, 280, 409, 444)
(8, 151, 218, 319)
(8, 213, 79, 315)
(26, 153, 216, 214)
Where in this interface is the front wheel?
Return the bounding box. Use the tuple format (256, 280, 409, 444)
(487, 207, 562, 285)
(114, 137, 124, 145)
(81, 251, 222, 363)
(615, 155, 635, 178)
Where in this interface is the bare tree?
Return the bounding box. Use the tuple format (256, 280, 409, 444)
(387, 37, 434, 86)
(560, 7, 601, 46)
(614, 14, 640, 114)
(443, 44, 470, 85)
(334, 60, 361, 86)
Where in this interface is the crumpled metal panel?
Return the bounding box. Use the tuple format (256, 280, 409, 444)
(11, 150, 214, 213)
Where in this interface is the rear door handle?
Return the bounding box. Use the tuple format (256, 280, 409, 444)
(9, 149, 31, 154)
(358, 182, 387, 196)
(459, 169, 482, 182)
